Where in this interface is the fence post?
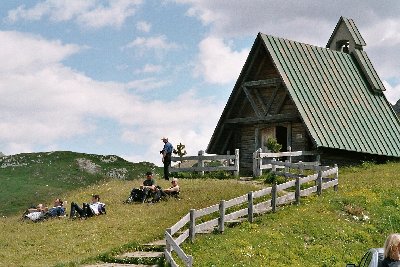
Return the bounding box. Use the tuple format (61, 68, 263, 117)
(288, 146, 292, 163)
(234, 149, 239, 177)
(187, 255, 193, 267)
(271, 158, 276, 173)
(189, 209, 196, 242)
(165, 228, 172, 253)
(295, 177, 300, 205)
(253, 148, 262, 177)
(298, 161, 304, 176)
(271, 182, 277, 212)
(253, 150, 257, 177)
(334, 164, 339, 191)
(317, 170, 322, 196)
(198, 150, 204, 176)
(284, 159, 289, 180)
(248, 192, 254, 223)
(218, 200, 225, 233)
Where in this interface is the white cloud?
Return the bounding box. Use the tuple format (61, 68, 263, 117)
(0, 30, 222, 164)
(77, 0, 141, 28)
(364, 19, 400, 48)
(125, 78, 169, 92)
(120, 89, 223, 165)
(177, 1, 400, 99)
(383, 81, 400, 105)
(136, 21, 152, 33)
(195, 36, 249, 84)
(0, 31, 80, 73)
(6, 0, 143, 28)
(134, 64, 163, 74)
(125, 35, 179, 53)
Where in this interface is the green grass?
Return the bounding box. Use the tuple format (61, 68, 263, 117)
(0, 152, 259, 266)
(0, 151, 160, 216)
(181, 161, 400, 266)
(2, 152, 400, 266)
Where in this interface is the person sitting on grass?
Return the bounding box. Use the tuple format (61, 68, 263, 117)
(140, 171, 158, 203)
(69, 194, 106, 219)
(160, 178, 180, 198)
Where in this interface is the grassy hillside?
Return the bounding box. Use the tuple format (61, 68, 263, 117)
(182, 162, 400, 266)
(0, 151, 159, 216)
(2, 152, 400, 266)
(0, 151, 259, 266)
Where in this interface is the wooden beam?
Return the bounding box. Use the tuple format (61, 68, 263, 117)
(242, 40, 262, 82)
(220, 130, 233, 153)
(254, 49, 266, 77)
(243, 78, 281, 88)
(264, 84, 279, 115)
(242, 86, 262, 118)
(225, 114, 300, 125)
(275, 91, 287, 114)
(253, 88, 267, 114)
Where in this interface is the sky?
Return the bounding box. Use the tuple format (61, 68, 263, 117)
(0, 0, 399, 166)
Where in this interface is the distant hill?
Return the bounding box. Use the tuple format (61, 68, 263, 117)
(0, 151, 161, 216)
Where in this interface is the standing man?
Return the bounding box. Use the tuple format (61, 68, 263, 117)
(161, 137, 173, 180)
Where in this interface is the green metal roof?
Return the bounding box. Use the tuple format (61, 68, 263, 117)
(260, 33, 400, 157)
(353, 49, 386, 92)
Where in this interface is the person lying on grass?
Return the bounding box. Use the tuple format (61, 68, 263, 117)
(70, 194, 106, 219)
(24, 198, 66, 221)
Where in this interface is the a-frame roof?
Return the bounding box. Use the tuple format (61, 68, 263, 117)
(261, 33, 400, 157)
(208, 18, 400, 158)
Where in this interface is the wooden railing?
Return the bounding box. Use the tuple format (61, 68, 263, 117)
(170, 149, 239, 177)
(253, 147, 320, 176)
(164, 160, 338, 266)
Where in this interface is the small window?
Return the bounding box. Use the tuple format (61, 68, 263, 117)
(336, 40, 350, 53)
(341, 41, 350, 53)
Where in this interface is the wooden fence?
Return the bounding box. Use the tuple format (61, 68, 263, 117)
(164, 160, 339, 266)
(253, 147, 320, 176)
(169, 149, 239, 177)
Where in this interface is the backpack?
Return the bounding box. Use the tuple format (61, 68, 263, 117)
(126, 188, 144, 203)
(151, 186, 163, 202)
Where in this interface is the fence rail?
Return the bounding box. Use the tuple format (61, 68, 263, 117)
(170, 149, 239, 176)
(164, 160, 339, 266)
(253, 147, 320, 176)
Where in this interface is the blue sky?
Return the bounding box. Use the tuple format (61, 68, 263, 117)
(1, 0, 399, 165)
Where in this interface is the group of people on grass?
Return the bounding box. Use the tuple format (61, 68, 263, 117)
(24, 198, 66, 221)
(23, 194, 106, 221)
(129, 171, 180, 204)
(23, 173, 180, 222)
(24, 137, 179, 221)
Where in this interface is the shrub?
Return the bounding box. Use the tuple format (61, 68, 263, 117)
(265, 138, 282, 153)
